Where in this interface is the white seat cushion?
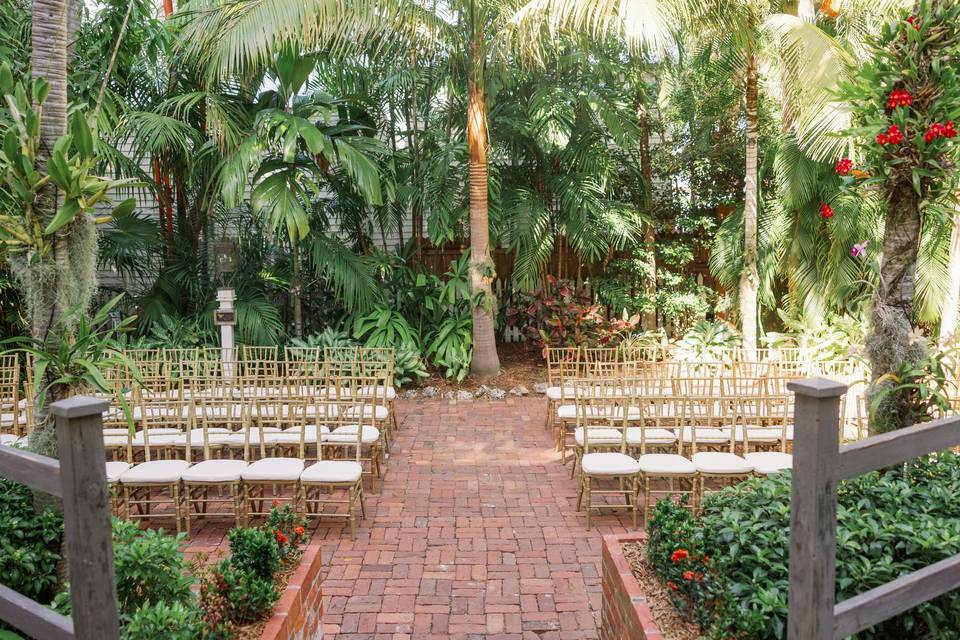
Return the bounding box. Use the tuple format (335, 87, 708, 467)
(358, 385, 396, 401)
(325, 424, 381, 444)
(105, 461, 131, 483)
(681, 427, 731, 444)
(638, 454, 696, 475)
(265, 425, 329, 444)
(199, 405, 246, 420)
(581, 452, 641, 476)
(224, 427, 282, 447)
(574, 427, 622, 446)
(626, 428, 677, 446)
(557, 405, 641, 420)
(545, 385, 574, 401)
(744, 452, 792, 475)
(181, 459, 248, 483)
(300, 460, 363, 483)
(342, 405, 389, 421)
(241, 457, 304, 481)
(693, 452, 753, 475)
(0, 413, 27, 425)
(120, 459, 190, 484)
(0, 433, 22, 446)
(175, 428, 232, 447)
(104, 435, 130, 448)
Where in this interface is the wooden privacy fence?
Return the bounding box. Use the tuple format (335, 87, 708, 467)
(0, 397, 120, 640)
(787, 378, 960, 639)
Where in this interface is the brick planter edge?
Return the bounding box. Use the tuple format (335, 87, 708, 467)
(260, 542, 324, 640)
(601, 532, 663, 640)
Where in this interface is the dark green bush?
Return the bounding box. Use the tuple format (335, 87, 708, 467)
(227, 527, 280, 581)
(648, 452, 960, 639)
(0, 479, 63, 604)
(112, 520, 194, 617)
(120, 600, 203, 640)
(218, 561, 278, 624)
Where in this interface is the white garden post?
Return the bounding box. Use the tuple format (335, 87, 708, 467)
(216, 287, 237, 380)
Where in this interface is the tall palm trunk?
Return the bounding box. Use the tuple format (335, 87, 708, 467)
(939, 205, 960, 345)
(866, 183, 925, 433)
(291, 237, 304, 338)
(639, 101, 657, 332)
(31, 0, 70, 345)
(467, 66, 500, 378)
(739, 53, 760, 358)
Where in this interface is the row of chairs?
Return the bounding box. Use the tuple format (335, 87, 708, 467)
(104, 373, 382, 538)
(565, 378, 795, 528)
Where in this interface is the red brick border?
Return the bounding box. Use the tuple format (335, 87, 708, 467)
(600, 533, 663, 640)
(260, 543, 324, 640)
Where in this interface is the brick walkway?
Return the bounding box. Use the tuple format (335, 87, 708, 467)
(319, 397, 633, 640)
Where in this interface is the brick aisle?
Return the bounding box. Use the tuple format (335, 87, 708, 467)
(319, 397, 633, 640)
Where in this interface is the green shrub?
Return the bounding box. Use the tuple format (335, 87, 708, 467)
(121, 601, 203, 640)
(227, 527, 280, 581)
(218, 561, 278, 624)
(0, 479, 63, 604)
(647, 452, 960, 639)
(112, 520, 194, 617)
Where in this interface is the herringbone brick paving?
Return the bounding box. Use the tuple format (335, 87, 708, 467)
(179, 397, 633, 638)
(319, 397, 632, 640)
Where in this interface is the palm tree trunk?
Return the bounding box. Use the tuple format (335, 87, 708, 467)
(739, 53, 760, 358)
(866, 183, 925, 433)
(467, 73, 500, 378)
(639, 102, 657, 332)
(939, 205, 960, 345)
(291, 237, 304, 338)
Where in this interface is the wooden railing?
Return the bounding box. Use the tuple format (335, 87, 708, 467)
(787, 378, 960, 639)
(0, 397, 120, 640)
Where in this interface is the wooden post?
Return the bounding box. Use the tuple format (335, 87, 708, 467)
(51, 396, 121, 640)
(786, 378, 846, 640)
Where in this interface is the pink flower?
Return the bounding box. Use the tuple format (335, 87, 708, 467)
(851, 242, 868, 258)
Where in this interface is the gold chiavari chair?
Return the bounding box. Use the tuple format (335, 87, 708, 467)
(242, 346, 281, 381)
(633, 395, 697, 526)
(299, 373, 378, 539)
(545, 346, 582, 430)
(741, 393, 793, 476)
(359, 346, 398, 432)
(240, 397, 307, 522)
(118, 399, 192, 532)
(581, 347, 620, 377)
(0, 353, 24, 441)
(573, 378, 640, 530)
(840, 381, 870, 442)
(181, 400, 250, 531)
(689, 394, 753, 503)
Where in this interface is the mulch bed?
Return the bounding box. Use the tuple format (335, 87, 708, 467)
(621, 541, 703, 640)
(414, 341, 548, 394)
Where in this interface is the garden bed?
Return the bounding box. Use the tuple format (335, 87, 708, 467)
(601, 532, 700, 640)
(257, 543, 323, 640)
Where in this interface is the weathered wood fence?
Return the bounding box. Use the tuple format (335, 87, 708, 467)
(787, 378, 960, 639)
(0, 397, 120, 640)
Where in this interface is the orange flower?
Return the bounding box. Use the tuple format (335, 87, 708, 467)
(671, 549, 689, 563)
(667, 581, 679, 591)
(274, 529, 288, 544)
(683, 570, 695, 580)
(294, 526, 305, 537)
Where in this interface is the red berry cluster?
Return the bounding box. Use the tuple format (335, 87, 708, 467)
(834, 157, 853, 176)
(887, 88, 913, 109)
(906, 16, 920, 30)
(924, 120, 957, 143)
(876, 124, 904, 145)
(819, 202, 834, 219)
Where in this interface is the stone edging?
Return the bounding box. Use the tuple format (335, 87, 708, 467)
(600, 532, 663, 640)
(260, 542, 324, 639)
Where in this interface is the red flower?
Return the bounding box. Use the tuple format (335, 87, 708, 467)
(294, 526, 305, 537)
(886, 124, 903, 144)
(945, 120, 957, 138)
(906, 15, 920, 30)
(274, 529, 288, 545)
(834, 157, 853, 176)
(667, 581, 679, 591)
(819, 202, 834, 219)
(876, 133, 889, 145)
(683, 570, 695, 580)
(926, 121, 956, 143)
(272, 500, 280, 508)
(671, 549, 689, 563)
(886, 88, 912, 110)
